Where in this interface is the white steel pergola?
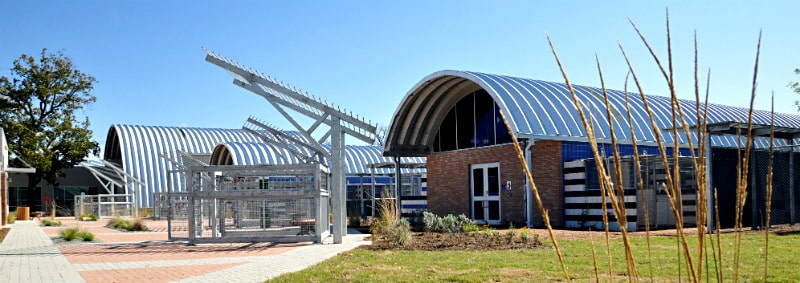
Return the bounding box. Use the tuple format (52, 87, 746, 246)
(205, 49, 378, 244)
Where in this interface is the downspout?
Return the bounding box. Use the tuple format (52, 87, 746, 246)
(525, 139, 535, 227)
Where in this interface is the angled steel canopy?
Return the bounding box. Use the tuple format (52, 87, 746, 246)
(243, 117, 326, 164)
(205, 49, 378, 244)
(80, 160, 145, 216)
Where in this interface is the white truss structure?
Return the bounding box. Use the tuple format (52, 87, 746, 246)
(80, 160, 145, 216)
(243, 117, 323, 164)
(205, 49, 378, 244)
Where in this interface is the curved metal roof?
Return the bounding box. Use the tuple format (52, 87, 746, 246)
(385, 70, 800, 155)
(211, 142, 426, 175)
(104, 125, 264, 207)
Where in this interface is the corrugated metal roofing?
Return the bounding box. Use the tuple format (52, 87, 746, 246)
(104, 125, 426, 207)
(211, 142, 425, 175)
(385, 70, 800, 156)
(104, 125, 265, 207)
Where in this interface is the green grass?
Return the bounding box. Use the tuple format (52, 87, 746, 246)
(268, 232, 800, 282)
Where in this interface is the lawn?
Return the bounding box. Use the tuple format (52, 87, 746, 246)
(268, 232, 800, 282)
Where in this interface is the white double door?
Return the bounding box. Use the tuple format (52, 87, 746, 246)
(471, 163, 501, 225)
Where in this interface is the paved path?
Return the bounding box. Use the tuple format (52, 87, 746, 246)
(0, 220, 369, 282)
(0, 220, 85, 282)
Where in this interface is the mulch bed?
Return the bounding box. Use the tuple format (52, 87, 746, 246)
(364, 231, 544, 251)
(0, 227, 9, 243)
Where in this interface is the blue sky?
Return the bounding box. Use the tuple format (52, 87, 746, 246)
(1, 1, 798, 153)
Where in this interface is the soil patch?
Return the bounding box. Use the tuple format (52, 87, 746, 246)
(364, 231, 543, 251)
(0, 227, 9, 243)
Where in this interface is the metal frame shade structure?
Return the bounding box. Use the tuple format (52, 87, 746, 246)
(80, 160, 145, 216)
(204, 49, 378, 244)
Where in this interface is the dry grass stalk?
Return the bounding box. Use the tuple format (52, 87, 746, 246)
(733, 30, 762, 282)
(596, 54, 638, 280)
(628, 13, 714, 281)
(714, 188, 724, 282)
(618, 42, 696, 281)
(498, 110, 569, 280)
(764, 94, 775, 281)
(547, 32, 636, 280)
(624, 75, 654, 282)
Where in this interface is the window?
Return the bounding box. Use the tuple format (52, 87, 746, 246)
(433, 90, 511, 152)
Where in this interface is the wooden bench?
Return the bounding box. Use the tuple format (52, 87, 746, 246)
(290, 219, 315, 235)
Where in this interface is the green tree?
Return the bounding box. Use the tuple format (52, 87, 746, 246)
(0, 49, 99, 209)
(793, 68, 800, 111)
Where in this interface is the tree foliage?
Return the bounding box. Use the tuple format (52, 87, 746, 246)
(0, 49, 99, 206)
(793, 68, 800, 111)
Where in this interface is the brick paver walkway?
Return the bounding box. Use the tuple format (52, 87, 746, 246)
(1, 218, 369, 282)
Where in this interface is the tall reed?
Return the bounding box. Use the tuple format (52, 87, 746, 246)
(540, 8, 772, 282)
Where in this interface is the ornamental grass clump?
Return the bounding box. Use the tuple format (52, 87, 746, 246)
(41, 218, 62, 227)
(370, 190, 411, 248)
(59, 227, 94, 242)
(107, 217, 149, 231)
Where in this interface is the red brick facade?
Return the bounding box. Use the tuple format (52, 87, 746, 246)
(426, 140, 563, 227)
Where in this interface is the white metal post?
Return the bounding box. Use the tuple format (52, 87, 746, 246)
(331, 116, 345, 243)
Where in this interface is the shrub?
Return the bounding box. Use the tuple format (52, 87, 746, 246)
(422, 212, 476, 233)
(41, 219, 62, 227)
(81, 231, 95, 241)
(7, 213, 15, 224)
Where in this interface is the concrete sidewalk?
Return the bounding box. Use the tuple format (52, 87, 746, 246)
(0, 220, 369, 282)
(0, 220, 85, 282)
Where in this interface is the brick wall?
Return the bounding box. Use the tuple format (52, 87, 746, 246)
(530, 140, 563, 227)
(426, 140, 563, 227)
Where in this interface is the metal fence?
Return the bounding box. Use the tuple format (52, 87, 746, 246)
(175, 164, 331, 244)
(712, 147, 799, 229)
(73, 194, 135, 219)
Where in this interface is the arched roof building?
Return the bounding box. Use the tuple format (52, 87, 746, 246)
(384, 70, 800, 229)
(103, 125, 425, 208)
(385, 70, 800, 156)
(210, 142, 424, 175)
(104, 125, 264, 207)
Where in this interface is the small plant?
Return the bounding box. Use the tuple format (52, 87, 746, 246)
(131, 217, 148, 231)
(7, 213, 15, 224)
(59, 227, 95, 241)
(80, 213, 98, 221)
(370, 190, 411, 247)
(41, 218, 62, 227)
(491, 230, 502, 245)
(107, 217, 148, 231)
(60, 227, 79, 241)
(520, 229, 530, 242)
(507, 224, 517, 243)
(81, 230, 95, 241)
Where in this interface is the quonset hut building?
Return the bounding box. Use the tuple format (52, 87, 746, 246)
(384, 70, 800, 231)
(102, 124, 425, 217)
